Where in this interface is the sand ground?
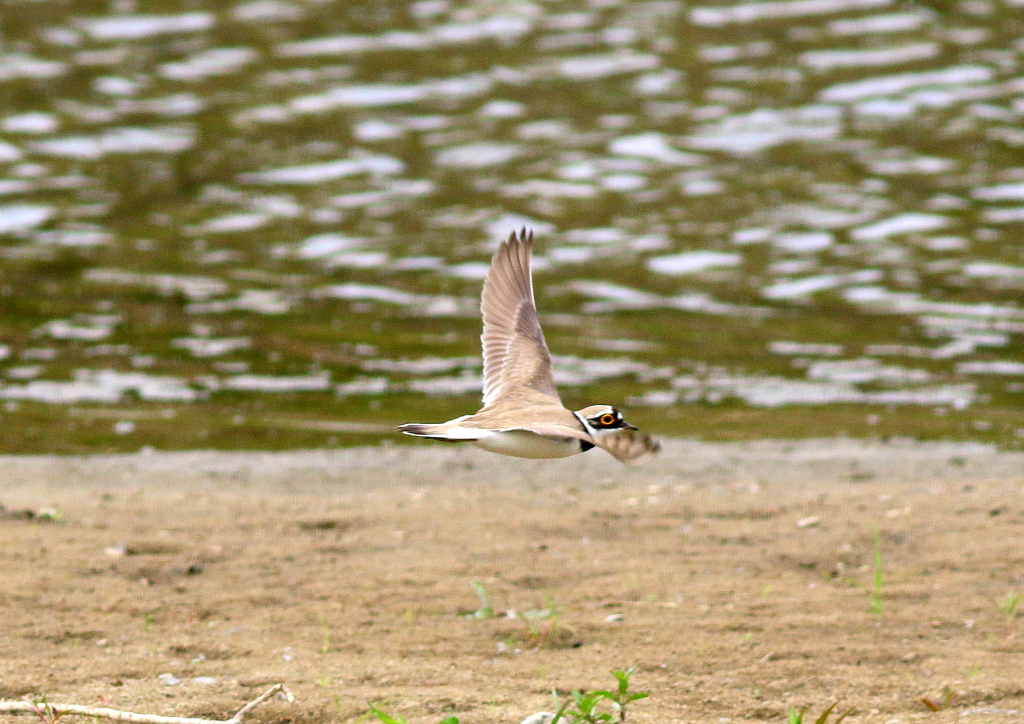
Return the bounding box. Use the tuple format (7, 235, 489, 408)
(2, 439, 1023, 724)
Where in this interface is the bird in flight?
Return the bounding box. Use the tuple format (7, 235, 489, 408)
(399, 229, 660, 464)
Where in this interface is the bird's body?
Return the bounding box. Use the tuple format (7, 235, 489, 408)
(399, 229, 659, 464)
(466, 428, 586, 459)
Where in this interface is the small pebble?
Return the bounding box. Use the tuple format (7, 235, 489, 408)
(520, 713, 556, 724)
(605, 613, 625, 622)
(157, 673, 180, 686)
(796, 516, 820, 529)
(193, 677, 218, 685)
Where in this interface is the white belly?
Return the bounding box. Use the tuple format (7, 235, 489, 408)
(471, 430, 584, 459)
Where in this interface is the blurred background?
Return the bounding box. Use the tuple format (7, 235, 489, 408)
(0, 0, 1022, 453)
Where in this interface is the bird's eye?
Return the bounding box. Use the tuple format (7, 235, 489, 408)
(599, 413, 616, 426)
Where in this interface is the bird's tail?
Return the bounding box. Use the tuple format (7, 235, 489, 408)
(398, 423, 447, 437)
(398, 422, 482, 441)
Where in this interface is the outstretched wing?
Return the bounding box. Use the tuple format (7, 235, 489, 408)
(480, 229, 560, 407)
(594, 429, 661, 465)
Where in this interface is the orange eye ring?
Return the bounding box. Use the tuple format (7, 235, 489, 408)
(599, 414, 616, 426)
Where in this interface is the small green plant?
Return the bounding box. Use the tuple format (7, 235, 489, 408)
(321, 626, 331, 654)
(591, 668, 649, 723)
(921, 686, 954, 712)
(24, 694, 60, 724)
(521, 607, 551, 633)
(869, 529, 883, 615)
(368, 704, 458, 724)
(365, 670, 647, 724)
(466, 583, 572, 649)
(521, 598, 559, 642)
(787, 702, 853, 724)
(563, 691, 611, 724)
(549, 668, 649, 724)
(470, 580, 495, 619)
(1003, 591, 1021, 618)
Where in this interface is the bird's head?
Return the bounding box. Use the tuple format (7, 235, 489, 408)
(574, 405, 637, 434)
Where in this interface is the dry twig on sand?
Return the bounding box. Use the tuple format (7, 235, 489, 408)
(0, 683, 291, 724)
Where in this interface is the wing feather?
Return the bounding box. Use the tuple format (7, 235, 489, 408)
(594, 429, 661, 465)
(480, 229, 560, 407)
(499, 423, 592, 443)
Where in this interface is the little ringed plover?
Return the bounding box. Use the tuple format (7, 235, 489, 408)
(399, 229, 660, 464)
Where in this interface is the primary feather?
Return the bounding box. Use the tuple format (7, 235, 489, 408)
(480, 229, 561, 408)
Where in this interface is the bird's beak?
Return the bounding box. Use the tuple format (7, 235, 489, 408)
(622, 422, 637, 430)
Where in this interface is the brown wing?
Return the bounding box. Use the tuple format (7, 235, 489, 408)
(480, 229, 560, 407)
(594, 429, 661, 465)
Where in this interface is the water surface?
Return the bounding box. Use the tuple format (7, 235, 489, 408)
(0, 0, 1022, 452)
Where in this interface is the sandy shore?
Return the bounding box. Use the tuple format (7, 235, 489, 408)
(2, 439, 1023, 724)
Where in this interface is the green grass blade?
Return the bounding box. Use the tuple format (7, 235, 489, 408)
(812, 702, 838, 724)
(870, 529, 883, 615)
(368, 704, 407, 724)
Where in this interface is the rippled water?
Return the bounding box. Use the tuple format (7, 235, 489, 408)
(0, 0, 1022, 452)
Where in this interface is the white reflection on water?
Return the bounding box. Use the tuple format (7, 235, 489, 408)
(239, 155, 404, 184)
(0, 53, 67, 81)
(762, 270, 882, 300)
(799, 42, 939, 72)
(827, 11, 933, 35)
(275, 15, 534, 58)
(2, 113, 59, 134)
(83, 269, 229, 300)
(647, 251, 742, 275)
(172, 337, 252, 358)
(690, 0, 891, 26)
(657, 376, 976, 409)
(683, 106, 842, 154)
(30, 126, 196, 159)
(74, 13, 214, 40)
(0, 204, 53, 233)
(1, 370, 199, 404)
(818, 65, 993, 103)
(221, 374, 330, 392)
(37, 316, 120, 342)
(850, 212, 949, 240)
(158, 47, 259, 81)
